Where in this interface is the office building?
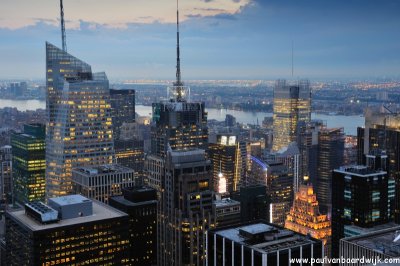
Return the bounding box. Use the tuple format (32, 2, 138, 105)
(109, 186, 157, 265)
(110, 88, 135, 140)
(207, 221, 323, 266)
(316, 127, 344, 214)
(285, 184, 331, 257)
(212, 197, 241, 228)
(357, 107, 400, 223)
(296, 120, 323, 185)
(72, 164, 136, 204)
(340, 226, 400, 266)
(332, 166, 391, 257)
(266, 161, 293, 227)
(209, 134, 246, 194)
(225, 114, 236, 127)
(5, 195, 130, 265)
(11, 124, 46, 204)
(272, 79, 311, 152)
(267, 142, 301, 192)
(156, 149, 214, 265)
(45, 42, 115, 198)
(232, 185, 268, 223)
(0, 145, 12, 202)
(114, 138, 145, 177)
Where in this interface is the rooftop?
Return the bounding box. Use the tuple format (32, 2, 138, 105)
(213, 198, 240, 208)
(213, 221, 318, 254)
(7, 199, 127, 232)
(48, 194, 91, 207)
(334, 165, 387, 177)
(342, 226, 400, 257)
(73, 164, 133, 176)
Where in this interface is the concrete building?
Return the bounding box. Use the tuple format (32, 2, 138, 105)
(109, 186, 157, 265)
(72, 164, 136, 204)
(207, 221, 323, 266)
(212, 197, 241, 228)
(340, 226, 400, 266)
(5, 195, 130, 265)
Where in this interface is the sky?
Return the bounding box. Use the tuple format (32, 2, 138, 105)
(0, 0, 399, 80)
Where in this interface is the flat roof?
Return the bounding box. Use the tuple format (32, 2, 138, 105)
(110, 195, 157, 207)
(49, 194, 91, 206)
(213, 198, 240, 208)
(343, 226, 400, 257)
(214, 222, 318, 254)
(73, 164, 134, 176)
(334, 165, 386, 177)
(7, 200, 127, 232)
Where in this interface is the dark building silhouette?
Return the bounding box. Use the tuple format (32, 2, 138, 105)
(332, 166, 391, 257)
(316, 127, 344, 214)
(110, 89, 135, 140)
(109, 186, 157, 265)
(232, 185, 268, 223)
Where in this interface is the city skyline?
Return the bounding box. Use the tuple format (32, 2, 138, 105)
(1, 0, 400, 80)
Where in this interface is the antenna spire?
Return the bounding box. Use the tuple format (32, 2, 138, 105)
(173, 0, 184, 101)
(60, 0, 67, 52)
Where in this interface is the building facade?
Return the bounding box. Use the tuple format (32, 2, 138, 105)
(212, 198, 241, 228)
(109, 186, 157, 265)
(316, 127, 344, 214)
(332, 166, 391, 257)
(285, 184, 331, 257)
(11, 124, 46, 204)
(5, 195, 130, 265)
(272, 79, 311, 152)
(72, 164, 136, 204)
(0, 145, 12, 203)
(207, 221, 323, 266)
(209, 134, 246, 194)
(45, 42, 115, 198)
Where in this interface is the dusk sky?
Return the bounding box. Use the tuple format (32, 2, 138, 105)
(0, 0, 399, 80)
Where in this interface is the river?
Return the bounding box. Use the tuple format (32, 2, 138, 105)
(0, 99, 364, 136)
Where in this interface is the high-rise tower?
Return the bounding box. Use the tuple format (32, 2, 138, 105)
(272, 79, 311, 152)
(45, 43, 115, 198)
(146, 2, 213, 265)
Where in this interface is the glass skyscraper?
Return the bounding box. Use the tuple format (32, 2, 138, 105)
(272, 79, 311, 152)
(11, 124, 46, 204)
(45, 42, 114, 198)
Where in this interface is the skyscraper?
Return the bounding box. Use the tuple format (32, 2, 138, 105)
(145, 2, 214, 265)
(0, 145, 12, 203)
(109, 186, 157, 265)
(158, 149, 214, 265)
(11, 124, 46, 204)
(272, 79, 311, 152)
(110, 88, 135, 140)
(332, 166, 390, 257)
(208, 134, 246, 194)
(357, 107, 400, 222)
(45, 42, 115, 198)
(316, 127, 344, 214)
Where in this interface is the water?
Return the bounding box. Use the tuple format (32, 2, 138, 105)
(0, 99, 45, 111)
(136, 105, 363, 136)
(0, 100, 364, 136)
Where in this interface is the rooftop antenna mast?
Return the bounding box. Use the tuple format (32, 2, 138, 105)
(174, 0, 184, 101)
(60, 0, 67, 52)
